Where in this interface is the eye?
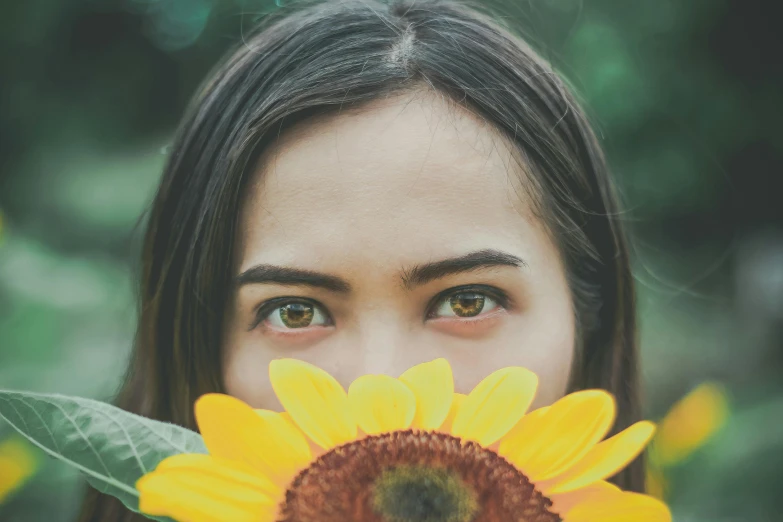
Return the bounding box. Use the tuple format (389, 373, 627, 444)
(252, 299, 332, 331)
(427, 286, 508, 320)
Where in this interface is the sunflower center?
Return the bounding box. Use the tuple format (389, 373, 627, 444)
(372, 465, 477, 522)
(277, 430, 561, 522)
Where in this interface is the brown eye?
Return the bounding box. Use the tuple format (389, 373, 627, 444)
(450, 293, 485, 317)
(432, 291, 499, 319)
(264, 302, 330, 329)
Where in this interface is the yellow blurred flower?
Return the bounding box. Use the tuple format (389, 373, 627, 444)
(137, 358, 670, 522)
(647, 382, 730, 499)
(0, 435, 40, 504)
(654, 382, 729, 466)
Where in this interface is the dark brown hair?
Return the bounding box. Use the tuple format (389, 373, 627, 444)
(78, 0, 641, 519)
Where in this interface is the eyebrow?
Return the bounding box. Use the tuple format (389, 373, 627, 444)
(234, 248, 527, 292)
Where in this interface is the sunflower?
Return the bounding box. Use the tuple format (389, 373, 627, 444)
(137, 359, 671, 522)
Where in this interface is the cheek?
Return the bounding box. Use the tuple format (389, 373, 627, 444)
(222, 328, 284, 411)
(222, 329, 357, 411)
(450, 296, 575, 409)
(223, 347, 281, 411)
(522, 321, 575, 409)
(517, 292, 575, 409)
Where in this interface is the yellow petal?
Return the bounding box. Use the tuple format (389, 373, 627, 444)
(498, 405, 550, 462)
(254, 409, 314, 480)
(276, 411, 324, 457)
(399, 359, 455, 430)
(540, 421, 656, 495)
(550, 480, 620, 517)
(437, 393, 466, 433)
(269, 359, 357, 449)
(451, 367, 538, 446)
(564, 491, 672, 522)
(154, 454, 281, 497)
(654, 382, 729, 466)
(195, 394, 311, 485)
(348, 375, 416, 434)
(502, 390, 616, 481)
(277, 412, 299, 430)
(266, 411, 308, 439)
(0, 437, 39, 503)
(137, 467, 277, 522)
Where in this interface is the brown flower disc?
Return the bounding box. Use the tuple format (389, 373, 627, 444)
(277, 430, 562, 522)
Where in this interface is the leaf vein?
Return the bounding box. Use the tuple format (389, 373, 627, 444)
(0, 397, 138, 498)
(29, 396, 114, 478)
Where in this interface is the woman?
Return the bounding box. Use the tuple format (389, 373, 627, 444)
(78, 0, 641, 519)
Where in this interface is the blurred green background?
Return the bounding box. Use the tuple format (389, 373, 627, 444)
(1, 0, 781, 520)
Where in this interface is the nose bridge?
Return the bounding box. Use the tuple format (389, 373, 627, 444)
(353, 307, 408, 377)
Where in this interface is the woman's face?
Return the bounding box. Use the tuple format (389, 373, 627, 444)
(223, 91, 575, 412)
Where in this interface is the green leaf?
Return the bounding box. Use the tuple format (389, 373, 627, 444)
(0, 390, 207, 520)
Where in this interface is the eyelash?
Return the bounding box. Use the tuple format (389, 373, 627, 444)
(248, 284, 512, 331)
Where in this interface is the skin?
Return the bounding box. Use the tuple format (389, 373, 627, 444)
(223, 90, 575, 413)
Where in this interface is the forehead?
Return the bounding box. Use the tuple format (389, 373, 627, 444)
(238, 92, 538, 269)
